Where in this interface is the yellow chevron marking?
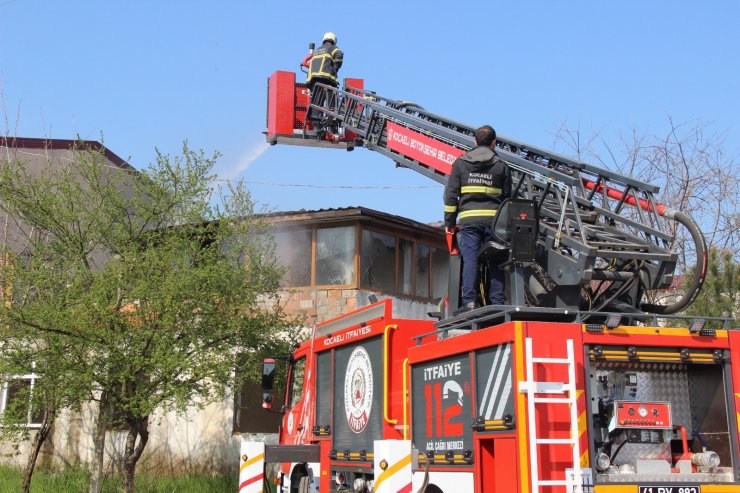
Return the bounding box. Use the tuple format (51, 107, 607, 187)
(240, 452, 264, 472)
(374, 454, 411, 491)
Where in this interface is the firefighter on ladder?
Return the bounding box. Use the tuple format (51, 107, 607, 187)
(305, 32, 343, 126)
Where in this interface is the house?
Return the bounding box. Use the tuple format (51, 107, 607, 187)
(234, 207, 449, 437)
(0, 137, 448, 474)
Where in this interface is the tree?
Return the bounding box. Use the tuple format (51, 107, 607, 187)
(683, 248, 739, 327)
(0, 140, 289, 492)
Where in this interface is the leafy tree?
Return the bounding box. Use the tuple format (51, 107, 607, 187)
(0, 141, 289, 493)
(682, 248, 739, 327)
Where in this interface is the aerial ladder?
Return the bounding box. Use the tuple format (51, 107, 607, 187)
(265, 70, 707, 320)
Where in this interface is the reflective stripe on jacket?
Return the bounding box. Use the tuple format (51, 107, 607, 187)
(307, 42, 343, 84)
(443, 146, 511, 228)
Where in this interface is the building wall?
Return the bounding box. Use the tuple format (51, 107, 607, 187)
(278, 287, 439, 326)
(0, 398, 241, 475)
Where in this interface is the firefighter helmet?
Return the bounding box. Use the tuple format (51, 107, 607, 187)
(323, 32, 337, 44)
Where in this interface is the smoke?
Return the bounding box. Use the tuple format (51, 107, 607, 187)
(220, 140, 269, 181)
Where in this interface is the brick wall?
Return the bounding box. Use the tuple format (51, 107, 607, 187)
(274, 287, 440, 326)
(280, 287, 359, 325)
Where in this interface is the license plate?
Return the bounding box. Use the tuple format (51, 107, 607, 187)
(638, 487, 700, 493)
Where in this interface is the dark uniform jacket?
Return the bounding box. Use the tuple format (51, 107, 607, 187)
(443, 146, 511, 228)
(307, 41, 344, 85)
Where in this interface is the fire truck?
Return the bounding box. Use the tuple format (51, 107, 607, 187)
(238, 65, 739, 493)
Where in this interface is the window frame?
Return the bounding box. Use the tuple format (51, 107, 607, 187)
(272, 219, 447, 303)
(0, 362, 42, 428)
(360, 228, 398, 294)
(313, 223, 358, 288)
(358, 223, 447, 302)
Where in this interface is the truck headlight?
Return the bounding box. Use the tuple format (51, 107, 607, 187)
(353, 477, 367, 491)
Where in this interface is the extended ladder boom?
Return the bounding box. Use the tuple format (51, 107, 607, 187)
(265, 71, 706, 316)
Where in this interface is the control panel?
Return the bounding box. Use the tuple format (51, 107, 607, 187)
(608, 400, 672, 431)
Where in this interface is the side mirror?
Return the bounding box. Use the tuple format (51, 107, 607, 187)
(261, 358, 276, 410)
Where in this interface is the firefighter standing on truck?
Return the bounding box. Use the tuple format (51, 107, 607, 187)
(306, 32, 343, 124)
(444, 125, 511, 311)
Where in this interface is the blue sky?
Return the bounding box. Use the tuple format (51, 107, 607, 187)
(1, 1, 738, 224)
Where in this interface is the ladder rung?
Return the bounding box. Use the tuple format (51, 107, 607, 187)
(519, 381, 567, 393)
(536, 438, 577, 445)
(533, 397, 574, 404)
(532, 357, 571, 364)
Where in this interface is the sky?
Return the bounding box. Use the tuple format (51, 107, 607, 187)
(1, 1, 738, 225)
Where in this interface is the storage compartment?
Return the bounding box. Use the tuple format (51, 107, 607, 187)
(588, 349, 736, 483)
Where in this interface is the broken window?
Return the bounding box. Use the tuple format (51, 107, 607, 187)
(431, 247, 448, 299)
(274, 228, 312, 287)
(399, 239, 414, 295)
(361, 230, 396, 293)
(416, 244, 430, 298)
(315, 226, 355, 286)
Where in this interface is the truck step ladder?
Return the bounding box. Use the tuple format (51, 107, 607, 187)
(519, 337, 583, 493)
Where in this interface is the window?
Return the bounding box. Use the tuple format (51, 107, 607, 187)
(316, 226, 355, 286)
(233, 378, 283, 433)
(416, 244, 430, 298)
(431, 247, 448, 299)
(399, 239, 414, 295)
(266, 218, 448, 301)
(274, 229, 312, 287)
(0, 365, 42, 427)
(361, 230, 396, 293)
(288, 357, 306, 408)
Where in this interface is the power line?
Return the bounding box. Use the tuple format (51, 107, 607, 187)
(239, 180, 441, 190)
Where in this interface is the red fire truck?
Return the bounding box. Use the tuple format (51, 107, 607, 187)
(237, 67, 739, 493)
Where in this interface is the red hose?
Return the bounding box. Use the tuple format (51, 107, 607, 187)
(582, 178, 667, 216)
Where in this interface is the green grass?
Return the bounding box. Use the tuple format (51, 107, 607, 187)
(0, 465, 239, 493)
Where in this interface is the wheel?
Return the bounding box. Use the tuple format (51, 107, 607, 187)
(289, 465, 309, 493)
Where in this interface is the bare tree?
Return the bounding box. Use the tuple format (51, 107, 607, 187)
(553, 116, 739, 274)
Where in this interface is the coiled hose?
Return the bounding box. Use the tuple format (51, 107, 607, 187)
(640, 209, 707, 314)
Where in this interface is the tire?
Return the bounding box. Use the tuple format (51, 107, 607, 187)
(298, 475, 310, 493)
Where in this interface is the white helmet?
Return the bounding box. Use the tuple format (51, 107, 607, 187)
(323, 32, 337, 44)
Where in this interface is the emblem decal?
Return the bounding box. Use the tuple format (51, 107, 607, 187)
(344, 346, 373, 433)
